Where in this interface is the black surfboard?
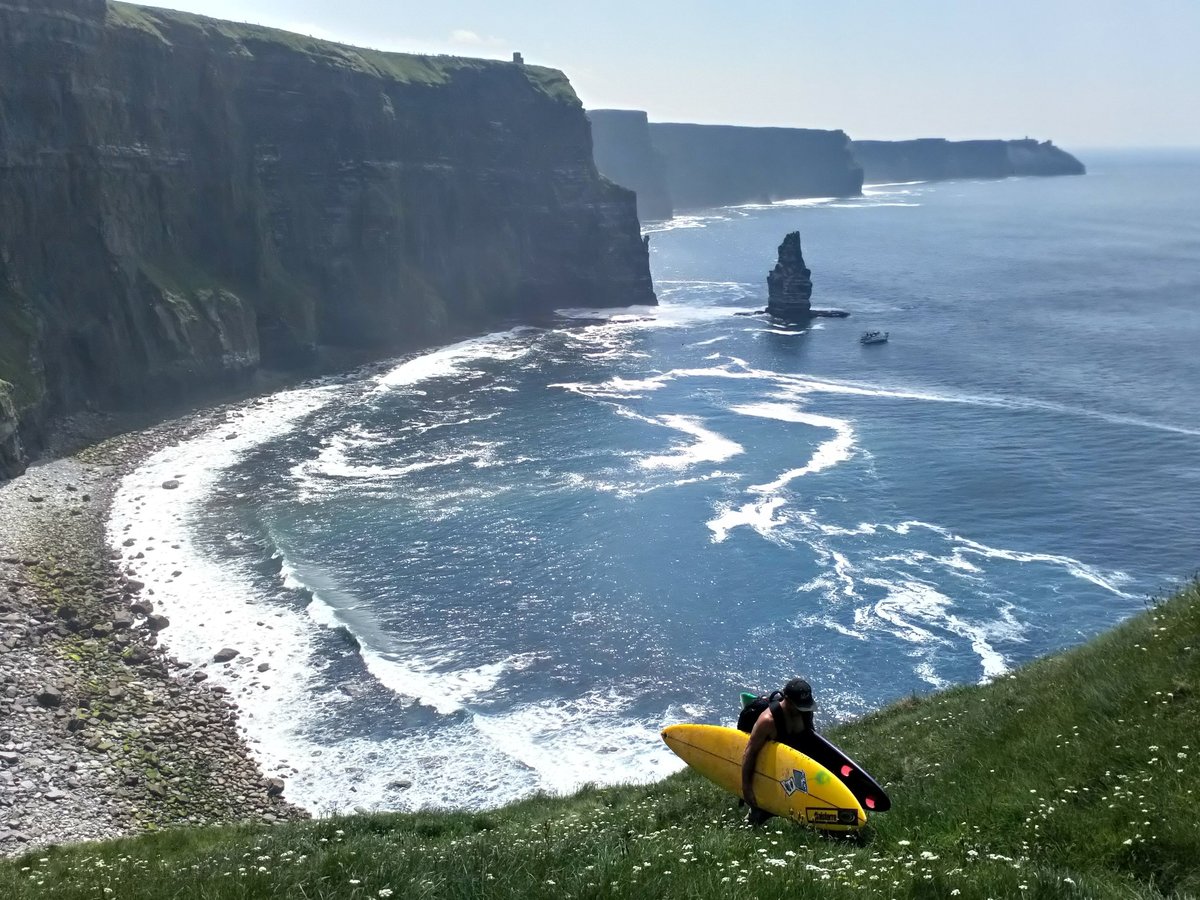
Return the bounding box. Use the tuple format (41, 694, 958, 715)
(740, 692, 891, 813)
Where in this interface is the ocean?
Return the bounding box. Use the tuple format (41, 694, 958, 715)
(109, 150, 1200, 815)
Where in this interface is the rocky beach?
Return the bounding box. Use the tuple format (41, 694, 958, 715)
(0, 407, 307, 856)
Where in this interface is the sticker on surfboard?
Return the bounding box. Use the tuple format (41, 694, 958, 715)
(781, 769, 808, 796)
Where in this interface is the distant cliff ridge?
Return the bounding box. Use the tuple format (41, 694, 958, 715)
(649, 123, 863, 210)
(851, 138, 1085, 184)
(0, 0, 654, 478)
(588, 110, 673, 221)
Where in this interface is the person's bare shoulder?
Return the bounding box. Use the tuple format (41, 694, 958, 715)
(748, 708, 777, 744)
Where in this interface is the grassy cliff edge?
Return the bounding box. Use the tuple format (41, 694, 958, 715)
(3, 581, 1197, 898)
(107, 2, 577, 102)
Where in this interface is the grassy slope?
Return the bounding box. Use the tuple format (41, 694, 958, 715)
(3, 582, 1197, 899)
(107, 2, 577, 104)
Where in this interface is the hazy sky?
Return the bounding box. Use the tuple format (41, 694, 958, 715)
(137, 0, 1200, 149)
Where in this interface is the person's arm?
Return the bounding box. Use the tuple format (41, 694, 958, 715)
(741, 712, 775, 809)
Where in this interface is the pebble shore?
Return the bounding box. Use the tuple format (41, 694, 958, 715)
(0, 410, 308, 856)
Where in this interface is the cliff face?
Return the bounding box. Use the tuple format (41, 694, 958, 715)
(587, 109, 673, 221)
(851, 138, 1085, 184)
(0, 1, 654, 478)
(0, 381, 22, 476)
(648, 123, 863, 210)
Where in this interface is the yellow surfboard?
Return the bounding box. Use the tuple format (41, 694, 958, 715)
(662, 723, 866, 831)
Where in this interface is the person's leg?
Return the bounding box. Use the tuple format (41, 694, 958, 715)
(746, 806, 774, 826)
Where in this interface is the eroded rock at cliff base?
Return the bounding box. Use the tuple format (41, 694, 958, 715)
(0, 381, 25, 479)
(766, 232, 813, 321)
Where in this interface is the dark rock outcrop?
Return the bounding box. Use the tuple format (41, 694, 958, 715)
(851, 138, 1085, 184)
(0, 382, 23, 478)
(0, 0, 655, 479)
(766, 232, 813, 321)
(648, 123, 863, 210)
(587, 109, 674, 221)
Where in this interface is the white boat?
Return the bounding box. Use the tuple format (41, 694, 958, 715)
(859, 330, 889, 345)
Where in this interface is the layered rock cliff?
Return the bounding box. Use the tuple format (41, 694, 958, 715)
(851, 138, 1085, 184)
(0, 0, 654, 478)
(766, 232, 812, 321)
(587, 109, 673, 221)
(0, 381, 22, 476)
(648, 123, 863, 210)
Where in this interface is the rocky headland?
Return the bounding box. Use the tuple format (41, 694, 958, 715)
(0, 0, 654, 481)
(586, 112, 1085, 223)
(851, 137, 1085, 183)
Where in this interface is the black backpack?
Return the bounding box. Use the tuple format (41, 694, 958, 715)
(737, 690, 783, 734)
(737, 690, 813, 742)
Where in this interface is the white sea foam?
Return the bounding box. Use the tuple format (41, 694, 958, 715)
(706, 497, 787, 543)
(637, 414, 743, 471)
(863, 181, 928, 190)
(731, 196, 840, 210)
(884, 520, 1136, 598)
(914, 661, 950, 690)
(827, 201, 921, 208)
(556, 301, 748, 330)
(549, 374, 674, 400)
(859, 577, 1022, 684)
(786, 506, 1138, 684)
(108, 385, 347, 796)
(374, 329, 532, 392)
(470, 691, 684, 795)
(641, 213, 731, 233)
(359, 646, 540, 716)
(729, 402, 857, 492)
(563, 469, 737, 500)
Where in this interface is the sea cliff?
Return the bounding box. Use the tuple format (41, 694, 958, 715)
(851, 138, 1085, 183)
(587, 114, 862, 215)
(648, 123, 863, 210)
(587, 109, 673, 221)
(0, 0, 654, 479)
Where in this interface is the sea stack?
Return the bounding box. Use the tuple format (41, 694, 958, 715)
(766, 232, 813, 320)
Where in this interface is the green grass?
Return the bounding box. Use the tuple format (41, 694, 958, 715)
(4, 582, 1198, 899)
(107, 2, 576, 103)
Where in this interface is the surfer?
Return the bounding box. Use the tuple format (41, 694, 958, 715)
(740, 677, 817, 825)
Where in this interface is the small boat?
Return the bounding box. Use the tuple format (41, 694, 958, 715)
(859, 330, 889, 345)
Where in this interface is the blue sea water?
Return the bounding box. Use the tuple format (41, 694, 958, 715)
(110, 151, 1200, 814)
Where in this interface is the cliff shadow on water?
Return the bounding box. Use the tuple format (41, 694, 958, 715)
(0, 0, 655, 478)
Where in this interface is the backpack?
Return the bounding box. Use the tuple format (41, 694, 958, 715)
(737, 690, 813, 742)
(736, 690, 783, 734)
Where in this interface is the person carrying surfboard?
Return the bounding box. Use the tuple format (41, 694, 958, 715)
(740, 677, 817, 825)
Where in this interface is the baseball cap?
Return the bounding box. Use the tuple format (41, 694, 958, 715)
(783, 678, 815, 712)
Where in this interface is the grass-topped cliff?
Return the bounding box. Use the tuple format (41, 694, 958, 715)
(3, 581, 1196, 898)
(0, 0, 652, 479)
(106, 2, 576, 101)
